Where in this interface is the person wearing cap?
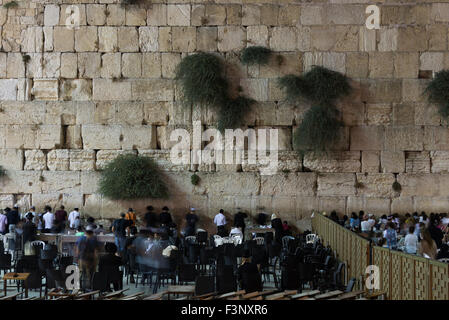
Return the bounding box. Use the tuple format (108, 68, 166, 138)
(237, 250, 262, 293)
(125, 208, 137, 227)
(184, 208, 198, 237)
(159, 206, 173, 227)
(144, 206, 158, 228)
(75, 224, 100, 290)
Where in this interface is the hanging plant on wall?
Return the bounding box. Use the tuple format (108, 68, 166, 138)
(240, 46, 273, 66)
(175, 52, 255, 132)
(120, 0, 146, 7)
(191, 173, 200, 186)
(278, 66, 352, 155)
(98, 154, 169, 200)
(424, 69, 449, 118)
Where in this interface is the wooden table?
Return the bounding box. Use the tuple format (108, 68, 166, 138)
(3, 273, 30, 298)
(314, 290, 344, 300)
(166, 285, 195, 300)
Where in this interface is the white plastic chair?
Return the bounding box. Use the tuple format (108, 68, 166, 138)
(185, 236, 196, 244)
(230, 234, 242, 245)
(306, 234, 317, 245)
(438, 258, 449, 263)
(214, 235, 223, 247)
(254, 237, 264, 246)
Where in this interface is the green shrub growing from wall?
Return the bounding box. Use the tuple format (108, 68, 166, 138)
(3, 1, 18, 9)
(217, 96, 255, 133)
(98, 154, 169, 200)
(240, 46, 273, 66)
(191, 173, 200, 186)
(425, 70, 449, 118)
(278, 66, 352, 155)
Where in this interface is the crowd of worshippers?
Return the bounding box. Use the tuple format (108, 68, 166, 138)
(0, 204, 294, 291)
(326, 210, 449, 260)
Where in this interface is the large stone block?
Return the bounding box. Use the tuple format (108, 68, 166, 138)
(131, 79, 174, 102)
(44, 5, 59, 26)
(360, 79, 402, 103)
(197, 27, 217, 52)
(147, 4, 167, 26)
(40, 171, 81, 194)
(60, 79, 92, 101)
(61, 53, 78, 78)
(167, 5, 190, 26)
(117, 27, 139, 52)
(106, 4, 125, 26)
(139, 27, 158, 52)
(75, 26, 98, 52)
(218, 26, 246, 52)
(0, 149, 23, 171)
(93, 79, 132, 101)
(69, 150, 95, 171)
(122, 53, 141, 78)
(350, 126, 384, 151)
(172, 27, 196, 52)
(304, 151, 361, 173)
(394, 52, 419, 79)
(98, 26, 117, 52)
(369, 52, 394, 78)
(361, 151, 380, 173)
(47, 149, 70, 171)
(381, 151, 405, 173)
(424, 126, 449, 151)
(317, 173, 355, 196)
(384, 126, 423, 151)
(356, 173, 395, 198)
(397, 26, 427, 51)
(430, 151, 449, 173)
(100, 53, 121, 78)
(0, 79, 18, 101)
(53, 27, 75, 52)
(203, 172, 260, 196)
(86, 4, 106, 26)
(81, 124, 122, 150)
(125, 7, 146, 26)
(397, 173, 449, 197)
(31, 80, 59, 101)
(346, 197, 391, 216)
(405, 151, 430, 173)
(95, 150, 137, 170)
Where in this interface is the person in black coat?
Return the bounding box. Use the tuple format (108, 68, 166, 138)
(271, 214, 284, 243)
(144, 206, 158, 228)
(159, 206, 173, 227)
(234, 211, 248, 240)
(22, 213, 37, 244)
(5, 207, 19, 232)
(237, 250, 262, 293)
(99, 243, 123, 291)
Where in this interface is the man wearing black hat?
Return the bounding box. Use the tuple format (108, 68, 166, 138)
(6, 205, 19, 233)
(237, 250, 262, 293)
(144, 206, 158, 228)
(159, 206, 173, 227)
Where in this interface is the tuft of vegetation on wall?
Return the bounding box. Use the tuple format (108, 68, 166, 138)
(240, 46, 273, 66)
(191, 173, 200, 186)
(3, 1, 18, 9)
(425, 70, 449, 118)
(98, 154, 169, 200)
(278, 66, 352, 156)
(176, 52, 256, 132)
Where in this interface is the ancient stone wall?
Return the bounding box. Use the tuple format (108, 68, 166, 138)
(0, 0, 449, 231)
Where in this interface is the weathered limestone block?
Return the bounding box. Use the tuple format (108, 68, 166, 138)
(397, 26, 427, 51)
(147, 4, 167, 26)
(384, 126, 423, 151)
(405, 151, 430, 173)
(191, 5, 205, 26)
(142, 53, 161, 78)
(93, 79, 132, 101)
(95, 150, 137, 170)
(172, 27, 196, 52)
(80, 171, 101, 194)
(261, 173, 315, 196)
(144, 102, 170, 125)
(415, 103, 440, 126)
(304, 151, 361, 173)
(40, 171, 81, 194)
(0, 195, 14, 209)
(391, 197, 415, 214)
(44, 5, 59, 26)
(78, 53, 101, 78)
(345, 52, 368, 78)
(420, 52, 444, 72)
(98, 27, 117, 52)
(131, 79, 174, 102)
(157, 125, 193, 150)
(359, 27, 376, 52)
(107, 5, 125, 26)
(0, 79, 17, 101)
(397, 173, 449, 197)
(300, 5, 322, 25)
(203, 172, 259, 196)
(59, 4, 87, 26)
(122, 53, 142, 78)
(242, 5, 261, 26)
(69, 150, 95, 171)
(369, 52, 394, 78)
(392, 103, 414, 126)
(317, 173, 355, 196)
(121, 125, 157, 150)
(0, 170, 42, 194)
(360, 80, 402, 103)
(139, 27, 158, 52)
(431, 3, 449, 22)
(378, 28, 397, 52)
(321, 52, 345, 74)
(66, 125, 83, 149)
(361, 151, 380, 173)
(161, 53, 181, 79)
(218, 26, 246, 52)
(47, 149, 70, 171)
(167, 5, 190, 26)
(239, 78, 268, 101)
(197, 27, 217, 52)
(31, 80, 58, 101)
(394, 52, 419, 78)
(75, 26, 98, 52)
(414, 197, 449, 214)
(6, 54, 25, 79)
(53, 27, 75, 52)
(0, 149, 23, 171)
(346, 197, 391, 216)
(430, 151, 449, 173)
(424, 126, 449, 151)
(402, 79, 429, 103)
(60, 79, 92, 101)
(204, 5, 226, 26)
(138, 149, 189, 172)
(381, 151, 405, 173)
(356, 173, 395, 198)
(350, 126, 384, 151)
(61, 53, 78, 78)
(158, 27, 172, 52)
(125, 7, 146, 26)
(278, 5, 300, 26)
(100, 53, 121, 78)
(82, 124, 122, 150)
(324, 4, 365, 25)
(87, 4, 106, 26)
(118, 27, 139, 52)
(317, 196, 346, 215)
(226, 5, 242, 25)
(270, 27, 297, 51)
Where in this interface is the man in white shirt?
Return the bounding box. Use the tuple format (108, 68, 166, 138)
(68, 208, 81, 229)
(42, 206, 55, 232)
(360, 215, 372, 233)
(367, 214, 376, 228)
(214, 209, 227, 237)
